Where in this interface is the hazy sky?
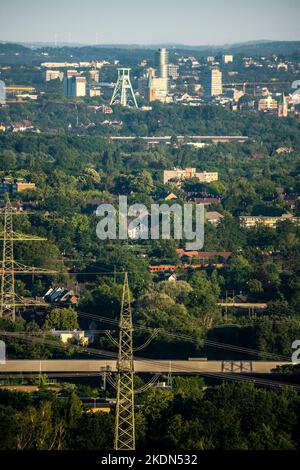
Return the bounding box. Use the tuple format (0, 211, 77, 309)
(0, 0, 299, 45)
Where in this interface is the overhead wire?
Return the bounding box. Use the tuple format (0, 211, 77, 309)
(0, 331, 297, 392)
(76, 310, 292, 361)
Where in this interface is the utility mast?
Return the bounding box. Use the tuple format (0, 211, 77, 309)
(110, 68, 138, 108)
(0, 197, 15, 320)
(0, 196, 55, 321)
(114, 272, 135, 451)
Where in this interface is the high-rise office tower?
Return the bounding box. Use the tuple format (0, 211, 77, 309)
(142, 48, 170, 103)
(204, 68, 223, 98)
(155, 48, 169, 79)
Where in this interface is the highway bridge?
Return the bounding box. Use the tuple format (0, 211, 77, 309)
(0, 360, 290, 375)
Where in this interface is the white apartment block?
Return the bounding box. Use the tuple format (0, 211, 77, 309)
(223, 55, 234, 64)
(45, 70, 64, 81)
(163, 167, 218, 184)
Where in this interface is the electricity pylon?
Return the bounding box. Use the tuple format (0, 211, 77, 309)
(114, 272, 135, 451)
(0, 196, 55, 321)
(110, 68, 138, 108)
(0, 197, 15, 320)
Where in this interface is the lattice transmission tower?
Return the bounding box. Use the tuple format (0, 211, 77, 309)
(114, 272, 135, 451)
(0, 196, 55, 321)
(110, 68, 138, 108)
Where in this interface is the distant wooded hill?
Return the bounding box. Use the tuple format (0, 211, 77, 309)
(0, 40, 299, 65)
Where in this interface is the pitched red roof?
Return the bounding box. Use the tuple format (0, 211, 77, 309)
(176, 249, 232, 260)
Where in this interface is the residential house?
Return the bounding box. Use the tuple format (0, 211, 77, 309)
(240, 213, 300, 228)
(206, 211, 224, 225)
(50, 330, 93, 346)
(44, 286, 78, 306)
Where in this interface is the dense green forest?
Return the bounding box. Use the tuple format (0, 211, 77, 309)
(1, 381, 300, 450)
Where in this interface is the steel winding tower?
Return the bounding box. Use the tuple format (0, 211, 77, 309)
(114, 272, 135, 451)
(110, 68, 138, 108)
(0, 196, 53, 321)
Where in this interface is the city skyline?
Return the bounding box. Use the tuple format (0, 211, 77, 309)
(0, 0, 300, 46)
